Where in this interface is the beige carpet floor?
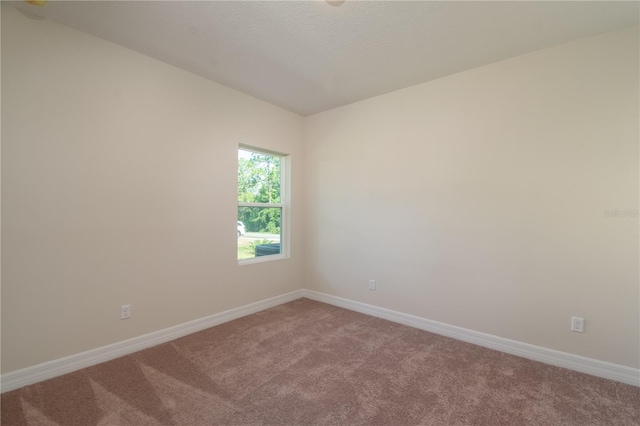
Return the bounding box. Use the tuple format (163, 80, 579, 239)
(2, 298, 639, 425)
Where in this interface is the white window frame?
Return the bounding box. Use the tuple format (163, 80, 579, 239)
(238, 145, 289, 265)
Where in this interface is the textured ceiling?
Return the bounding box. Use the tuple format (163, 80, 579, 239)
(12, 1, 640, 116)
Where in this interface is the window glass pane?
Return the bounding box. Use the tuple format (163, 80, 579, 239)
(238, 149, 281, 203)
(237, 206, 282, 260)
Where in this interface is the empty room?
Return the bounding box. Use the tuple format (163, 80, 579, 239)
(1, 1, 639, 425)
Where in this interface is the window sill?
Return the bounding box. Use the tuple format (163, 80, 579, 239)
(238, 254, 289, 266)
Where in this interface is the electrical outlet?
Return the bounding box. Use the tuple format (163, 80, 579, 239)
(571, 316, 584, 333)
(369, 279, 376, 290)
(120, 304, 131, 320)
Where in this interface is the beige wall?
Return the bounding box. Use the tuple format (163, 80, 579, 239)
(2, 3, 638, 375)
(1, 5, 304, 373)
(304, 26, 639, 368)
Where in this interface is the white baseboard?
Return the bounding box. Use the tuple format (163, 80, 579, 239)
(3, 288, 638, 393)
(0, 289, 305, 393)
(301, 289, 640, 387)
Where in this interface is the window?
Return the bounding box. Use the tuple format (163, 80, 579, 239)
(237, 146, 287, 263)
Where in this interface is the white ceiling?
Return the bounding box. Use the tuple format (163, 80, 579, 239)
(13, 1, 640, 116)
